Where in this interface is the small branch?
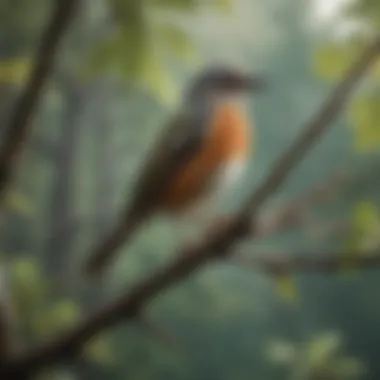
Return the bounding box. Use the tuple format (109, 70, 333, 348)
(1, 34, 379, 380)
(255, 168, 350, 238)
(303, 218, 350, 241)
(0, 0, 77, 203)
(135, 312, 181, 350)
(233, 250, 380, 275)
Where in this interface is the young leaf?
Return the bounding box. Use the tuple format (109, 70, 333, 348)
(83, 334, 115, 366)
(0, 57, 31, 85)
(5, 189, 34, 216)
(140, 49, 177, 105)
(348, 95, 380, 153)
(158, 24, 199, 64)
(273, 273, 297, 304)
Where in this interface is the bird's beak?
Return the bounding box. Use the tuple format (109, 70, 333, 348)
(246, 75, 267, 92)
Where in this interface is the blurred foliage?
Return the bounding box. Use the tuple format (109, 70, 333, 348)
(348, 94, 380, 152)
(313, 0, 380, 155)
(0, 0, 51, 55)
(83, 334, 116, 366)
(1, 0, 380, 379)
(273, 273, 298, 304)
(0, 57, 31, 84)
(349, 0, 380, 28)
(0, 0, 232, 104)
(85, 0, 232, 104)
(0, 0, 236, 376)
(267, 331, 366, 380)
(313, 41, 364, 81)
(4, 187, 34, 216)
(343, 200, 380, 257)
(313, 0, 380, 257)
(10, 256, 114, 367)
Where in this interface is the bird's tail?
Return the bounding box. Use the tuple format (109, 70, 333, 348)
(83, 214, 142, 279)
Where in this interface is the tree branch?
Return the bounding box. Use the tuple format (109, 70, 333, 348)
(0, 0, 77, 203)
(233, 250, 380, 275)
(254, 167, 350, 238)
(0, 0, 77, 374)
(1, 34, 379, 379)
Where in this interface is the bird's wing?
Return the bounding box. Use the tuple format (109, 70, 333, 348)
(124, 101, 210, 219)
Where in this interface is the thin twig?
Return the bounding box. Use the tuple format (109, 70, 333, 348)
(233, 250, 380, 275)
(255, 167, 350, 237)
(135, 312, 181, 350)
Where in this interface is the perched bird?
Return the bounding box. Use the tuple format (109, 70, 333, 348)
(84, 66, 265, 278)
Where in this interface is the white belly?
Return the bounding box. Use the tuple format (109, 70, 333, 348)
(177, 157, 246, 224)
(214, 157, 246, 194)
(196, 157, 246, 209)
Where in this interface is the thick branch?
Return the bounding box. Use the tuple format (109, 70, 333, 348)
(0, 0, 77, 203)
(1, 35, 379, 379)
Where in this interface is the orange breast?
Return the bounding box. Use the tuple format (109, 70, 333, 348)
(160, 102, 251, 211)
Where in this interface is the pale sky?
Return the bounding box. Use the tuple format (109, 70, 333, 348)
(312, 0, 352, 21)
(309, 0, 362, 38)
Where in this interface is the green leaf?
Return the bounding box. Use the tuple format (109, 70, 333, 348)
(353, 200, 377, 230)
(50, 299, 81, 328)
(85, 1, 147, 79)
(33, 299, 81, 338)
(308, 332, 341, 366)
(0, 57, 31, 84)
(158, 24, 199, 64)
(341, 200, 380, 269)
(139, 49, 177, 105)
(313, 44, 357, 80)
(348, 95, 380, 153)
(85, 34, 123, 74)
(83, 334, 115, 366)
(369, 57, 380, 80)
(11, 257, 44, 304)
(273, 274, 297, 304)
(5, 189, 34, 216)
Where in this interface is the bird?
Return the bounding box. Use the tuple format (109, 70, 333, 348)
(83, 66, 266, 278)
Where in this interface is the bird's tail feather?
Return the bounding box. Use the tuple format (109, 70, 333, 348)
(83, 215, 141, 279)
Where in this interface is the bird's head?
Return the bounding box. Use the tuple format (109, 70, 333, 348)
(188, 66, 266, 100)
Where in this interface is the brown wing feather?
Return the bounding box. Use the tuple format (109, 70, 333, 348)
(124, 106, 209, 220)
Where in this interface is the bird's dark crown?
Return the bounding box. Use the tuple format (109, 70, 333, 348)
(188, 66, 265, 98)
